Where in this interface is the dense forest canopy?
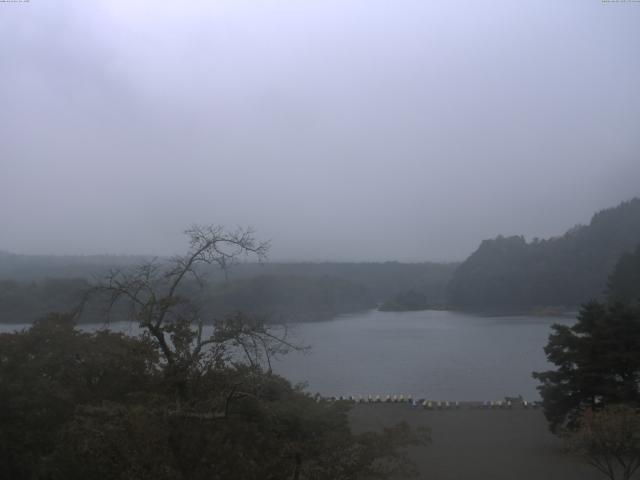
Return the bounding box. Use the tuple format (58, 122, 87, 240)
(3, 198, 640, 321)
(0, 259, 456, 324)
(0, 313, 426, 479)
(204, 275, 374, 322)
(447, 198, 640, 310)
(378, 290, 432, 312)
(0, 254, 456, 301)
(607, 244, 640, 306)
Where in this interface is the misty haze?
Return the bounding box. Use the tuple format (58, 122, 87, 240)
(1, 2, 640, 480)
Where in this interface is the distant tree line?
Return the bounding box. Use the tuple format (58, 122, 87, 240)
(0, 226, 428, 479)
(0, 275, 373, 325)
(204, 274, 374, 322)
(607, 243, 640, 305)
(378, 290, 432, 312)
(0, 253, 457, 303)
(0, 251, 148, 280)
(0, 278, 90, 323)
(0, 260, 456, 324)
(447, 198, 640, 310)
(3, 198, 638, 319)
(220, 261, 457, 305)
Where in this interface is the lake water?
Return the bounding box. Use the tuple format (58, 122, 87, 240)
(0, 309, 573, 401)
(272, 310, 573, 401)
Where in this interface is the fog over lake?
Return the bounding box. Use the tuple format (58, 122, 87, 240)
(2, 1, 640, 262)
(1, 310, 571, 401)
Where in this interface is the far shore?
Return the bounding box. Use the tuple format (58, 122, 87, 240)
(0, 307, 579, 327)
(377, 306, 579, 318)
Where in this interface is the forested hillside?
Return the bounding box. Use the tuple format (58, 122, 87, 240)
(203, 275, 374, 322)
(0, 278, 90, 324)
(223, 262, 456, 304)
(607, 244, 640, 305)
(0, 258, 456, 324)
(448, 198, 640, 310)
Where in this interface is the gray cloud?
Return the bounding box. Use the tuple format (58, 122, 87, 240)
(1, 0, 639, 261)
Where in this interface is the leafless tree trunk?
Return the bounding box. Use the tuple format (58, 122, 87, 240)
(83, 225, 302, 408)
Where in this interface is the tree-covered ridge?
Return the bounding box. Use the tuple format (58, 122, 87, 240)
(607, 244, 640, 305)
(378, 290, 431, 312)
(448, 198, 640, 309)
(0, 278, 90, 324)
(0, 254, 456, 304)
(0, 251, 150, 280)
(223, 261, 457, 305)
(204, 275, 374, 322)
(0, 275, 374, 325)
(0, 261, 456, 324)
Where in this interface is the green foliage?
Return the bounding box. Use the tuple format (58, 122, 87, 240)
(0, 263, 457, 325)
(379, 290, 431, 312)
(608, 244, 640, 306)
(533, 302, 640, 433)
(215, 261, 457, 306)
(204, 274, 374, 322)
(0, 314, 426, 480)
(449, 198, 640, 309)
(0, 314, 157, 479)
(0, 278, 90, 323)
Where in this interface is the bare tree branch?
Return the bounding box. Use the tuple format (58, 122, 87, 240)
(82, 225, 298, 404)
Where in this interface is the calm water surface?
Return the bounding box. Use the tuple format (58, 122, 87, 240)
(273, 310, 573, 401)
(0, 309, 573, 401)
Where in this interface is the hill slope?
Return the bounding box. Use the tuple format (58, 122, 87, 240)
(0, 256, 456, 323)
(448, 198, 640, 310)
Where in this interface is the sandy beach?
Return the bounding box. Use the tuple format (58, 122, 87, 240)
(350, 404, 603, 480)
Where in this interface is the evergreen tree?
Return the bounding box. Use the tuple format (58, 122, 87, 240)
(533, 302, 640, 432)
(608, 244, 640, 305)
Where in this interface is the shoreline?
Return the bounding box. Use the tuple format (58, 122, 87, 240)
(377, 306, 579, 318)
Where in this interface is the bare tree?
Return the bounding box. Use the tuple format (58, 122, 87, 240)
(565, 405, 640, 480)
(87, 225, 300, 404)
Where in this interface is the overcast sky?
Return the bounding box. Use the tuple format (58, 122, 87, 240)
(1, 0, 639, 261)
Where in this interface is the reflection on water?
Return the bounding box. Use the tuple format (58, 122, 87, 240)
(0, 310, 573, 401)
